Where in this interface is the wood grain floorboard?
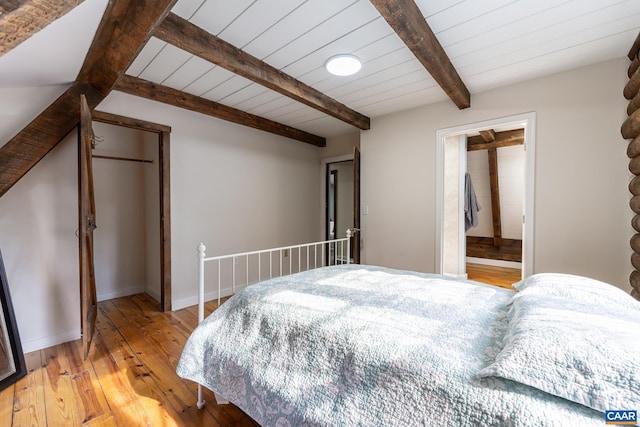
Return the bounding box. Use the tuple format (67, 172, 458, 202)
(0, 295, 258, 427)
(466, 263, 521, 290)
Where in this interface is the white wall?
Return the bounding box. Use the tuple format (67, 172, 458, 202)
(0, 90, 323, 352)
(92, 122, 150, 301)
(322, 132, 360, 158)
(98, 92, 323, 310)
(0, 131, 80, 352)
(361, 57, 633, 292)
(91, 123, 161, 302)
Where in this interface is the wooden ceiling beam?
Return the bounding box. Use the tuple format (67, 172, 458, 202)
(0, 0, 28, 14)
(487, 147, 502, 247)
(467, 129, 524, 151)
(114, 75, 326, 147)
(0, 0, 84, 56)
(155, 13, 370, 131)
(77, 0, 178, 96)
(471, 128, 504, 247)
(369, 0, 470, 109)
(479, 129, 496, 142)
(92, 110, 171, 134)
(0, 83, 103, 197)
(0, 0, 177, 197)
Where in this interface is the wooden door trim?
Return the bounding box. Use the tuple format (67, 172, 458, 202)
(353, 146, 361, 264)
(79, 95, 98, 359)
(92, 111, 172, 312)
(92, 110, 171, 133)
(159, 131, 171, 312)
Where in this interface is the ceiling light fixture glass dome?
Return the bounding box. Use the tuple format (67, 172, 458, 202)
(325, 54, 362, 76)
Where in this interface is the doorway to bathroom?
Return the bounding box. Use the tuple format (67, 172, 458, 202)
(435, 113, 536, 286)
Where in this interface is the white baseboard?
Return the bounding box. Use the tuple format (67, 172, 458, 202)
(21, 329, 80, 353)
(98, 285, 145, 302)
(466, 257, 522, 269)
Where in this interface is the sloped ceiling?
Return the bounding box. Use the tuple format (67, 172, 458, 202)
(123, 0, 640, 137)
(1, 0, 640, 196)
(4, 0, 640, 138)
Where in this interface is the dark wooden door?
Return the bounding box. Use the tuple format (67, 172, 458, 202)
(79, 94, 97, 360)
(353, 146, 361, 264)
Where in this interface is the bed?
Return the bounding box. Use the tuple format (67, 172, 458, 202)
(177, 242, 640, 426)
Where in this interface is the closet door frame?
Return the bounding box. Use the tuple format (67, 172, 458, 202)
(92, 110, 173, 312)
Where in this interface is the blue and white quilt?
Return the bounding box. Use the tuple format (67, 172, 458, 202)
(177, 265, 607, 426)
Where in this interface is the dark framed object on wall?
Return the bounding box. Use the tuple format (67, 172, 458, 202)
(0, 249, 26, 391)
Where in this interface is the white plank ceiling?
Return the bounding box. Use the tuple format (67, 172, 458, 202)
(3, 0, 638, 140)
(123, 0, 640, 138)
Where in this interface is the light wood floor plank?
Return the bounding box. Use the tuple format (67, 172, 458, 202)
(0, 294, 256, 426)
(42, 345, 82, 426)
(122, 296, 249, 426)
(64, 340, 111, 425)
(95, 307, 182, 427)
(86, 414, 119, 427)
(0, 383, 15, 427)
(72, 369, 110, 425)
(101, 300, 223, 426)
(90, 318, 154, 426)
(13, 350, 45, 426)
(466, 263, 521, 290)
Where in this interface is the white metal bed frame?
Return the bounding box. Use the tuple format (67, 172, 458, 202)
(195, 230, 353, 408)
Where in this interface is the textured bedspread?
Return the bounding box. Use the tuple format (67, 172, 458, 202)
(177, 265, 602, 426)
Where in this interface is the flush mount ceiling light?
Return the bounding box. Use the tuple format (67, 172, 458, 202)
(325, 54, 362, 76)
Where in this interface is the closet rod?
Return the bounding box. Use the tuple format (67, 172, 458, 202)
(93, 154, 153, 164)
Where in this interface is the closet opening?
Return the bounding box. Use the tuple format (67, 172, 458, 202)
(91, 111, 171, 311)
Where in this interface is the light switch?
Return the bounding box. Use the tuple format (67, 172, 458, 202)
(362, 205, 369, 215)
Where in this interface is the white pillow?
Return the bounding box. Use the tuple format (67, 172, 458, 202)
(513, 273, 636, 307)
(478, 273, 640, 413)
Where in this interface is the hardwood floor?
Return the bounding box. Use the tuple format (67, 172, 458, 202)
(466, 263, 521, 290)
(0, 294, 258, 427)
